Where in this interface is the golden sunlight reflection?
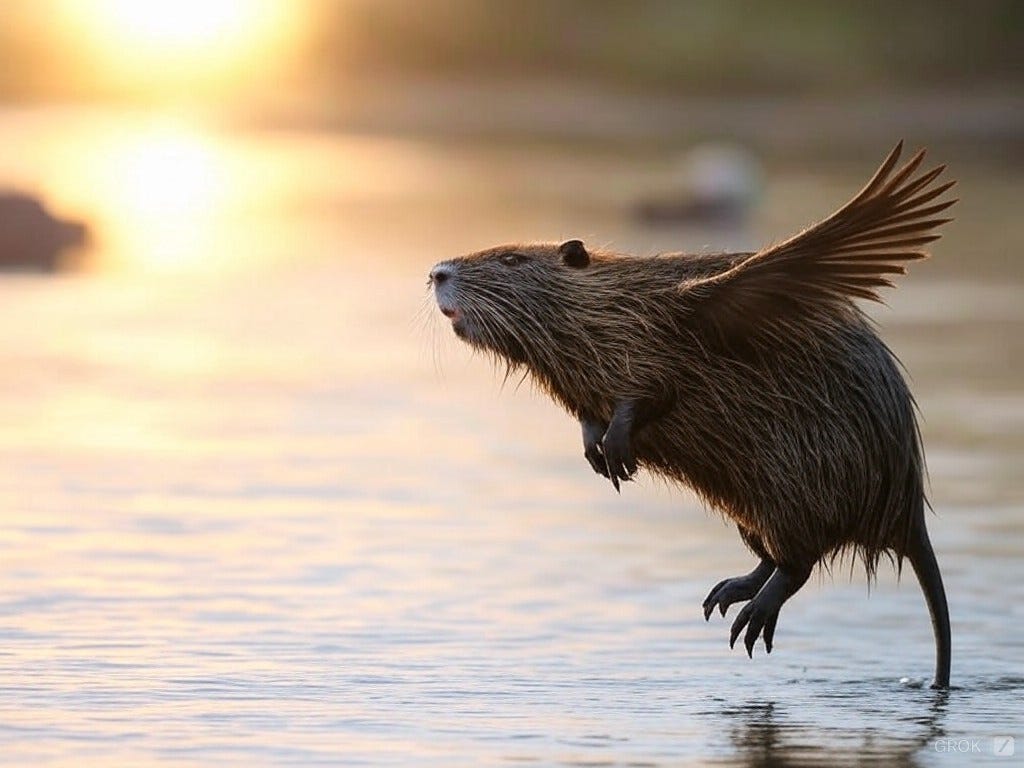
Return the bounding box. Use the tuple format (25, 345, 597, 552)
(7, 112, 474, 273)
(102, 125, 225, 270)
(62, 122, 230, 270)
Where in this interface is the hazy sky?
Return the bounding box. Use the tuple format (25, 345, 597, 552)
(1, 1, 1020, 106)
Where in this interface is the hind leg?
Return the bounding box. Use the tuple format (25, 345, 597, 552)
(729, 563, 812, 657)
(703, 527, 775, 620)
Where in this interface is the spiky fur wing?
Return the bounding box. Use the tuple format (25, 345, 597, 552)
(679, 142, 956, 329)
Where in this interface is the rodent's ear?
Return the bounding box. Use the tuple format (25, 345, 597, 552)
(559, 239, 589, 268)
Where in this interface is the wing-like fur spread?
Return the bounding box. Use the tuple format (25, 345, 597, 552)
(679, 141, 956, 334)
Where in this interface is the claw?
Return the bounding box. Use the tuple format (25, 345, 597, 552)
(744, 612, 766, 658)
(702, 563, 774, 622)
(764, 613, 778, 654)
(702, 578, 730, 621)
(627, 456, 638, 475)
(721, 565, 807, 659)
(729, 596, 770, 657)
(584, 446, 610, 478)
(601, 430, 636, 490)
(729, 603, 751, 649)
(728, 597, 774, 658)
(581, 419, 611, 479)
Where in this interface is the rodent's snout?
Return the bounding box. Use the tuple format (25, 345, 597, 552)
(430, 262, 461, 323)
(429, 263, 454, 286)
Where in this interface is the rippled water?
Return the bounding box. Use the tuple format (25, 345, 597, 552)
(0, 110, 1021, 765)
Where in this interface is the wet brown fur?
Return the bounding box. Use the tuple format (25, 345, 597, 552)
(431, 143, 955, 682)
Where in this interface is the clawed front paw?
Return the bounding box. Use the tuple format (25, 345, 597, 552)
(581, 404, 640, 492)
(581, 420, 610, 478)
(601, 425, 637, 492)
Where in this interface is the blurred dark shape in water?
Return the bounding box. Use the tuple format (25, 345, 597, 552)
(714, 692, 947, 767)
(0, 192, 88, 272)
(634, 143, 762, 227)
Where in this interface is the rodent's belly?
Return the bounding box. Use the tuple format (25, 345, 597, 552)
(631, 405, 856, 514)
(632, 416, 737, 499)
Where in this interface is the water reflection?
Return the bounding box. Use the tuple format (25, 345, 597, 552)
(3, 110, 541, 274)
(40, 119, 245, 271)
(713, 689, 949, 767)
(99, 125, 225, 269)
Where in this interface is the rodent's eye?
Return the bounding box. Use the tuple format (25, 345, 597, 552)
(501, 252, 527, 266)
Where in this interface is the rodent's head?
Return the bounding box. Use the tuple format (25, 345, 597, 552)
(429, 239, 597, 366)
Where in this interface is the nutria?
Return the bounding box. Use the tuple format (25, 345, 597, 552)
(429, 142, 954, 689)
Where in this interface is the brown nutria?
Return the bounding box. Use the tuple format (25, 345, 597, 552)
(429, 142, 954, 689)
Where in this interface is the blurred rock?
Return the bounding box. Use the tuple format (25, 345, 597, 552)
(634, 143, 762, 226)
(0, 191, 88, 272)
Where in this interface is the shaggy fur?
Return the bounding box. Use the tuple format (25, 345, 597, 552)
(430, 142, 954, 686)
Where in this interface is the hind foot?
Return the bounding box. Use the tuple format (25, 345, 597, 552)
(702, 559, 774, 620)
(728, 565, 811, 658)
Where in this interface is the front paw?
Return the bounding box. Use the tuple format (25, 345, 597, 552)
(581, 420, 609, 478)
(601, 425, 637, 492)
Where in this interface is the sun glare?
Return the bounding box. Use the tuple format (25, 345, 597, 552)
(55, 0, 302, 97)
(91, 124, 228, 270)
(27, 118, 237, 270)
(86, 0, 257, 51)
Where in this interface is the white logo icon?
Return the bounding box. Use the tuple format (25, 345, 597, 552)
(994, 737, 1015, 758)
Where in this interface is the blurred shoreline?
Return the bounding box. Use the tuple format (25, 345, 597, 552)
(1, 94, 1020, 280)
(240, 76, 1024, 158)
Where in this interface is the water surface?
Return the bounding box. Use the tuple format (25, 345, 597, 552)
(0, 110, 1020, 766)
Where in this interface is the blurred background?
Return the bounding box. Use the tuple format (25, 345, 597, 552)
(0, 2, 1021, 766)
(2, 0, 1022, 274)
